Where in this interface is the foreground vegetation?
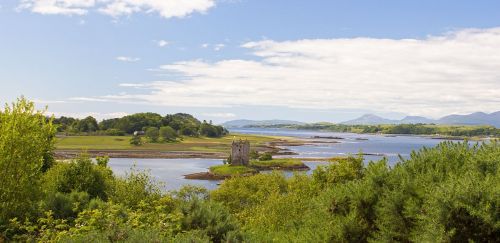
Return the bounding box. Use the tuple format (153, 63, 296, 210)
(1, 98, 499, 242)
(255, 123, 500, 137)
(249, 158, 307, 170)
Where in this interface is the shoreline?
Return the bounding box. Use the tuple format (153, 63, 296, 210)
(55, 150, 228, 160)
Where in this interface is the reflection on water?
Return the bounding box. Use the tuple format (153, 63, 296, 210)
(108, 128, 472, 190)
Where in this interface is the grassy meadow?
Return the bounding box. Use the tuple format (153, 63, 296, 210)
(55, 133, 294, 153)
(209, 165, 258, 176)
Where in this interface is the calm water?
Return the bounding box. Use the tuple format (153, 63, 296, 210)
(108, 128, 467, 190)
(231, 128, 452, 164)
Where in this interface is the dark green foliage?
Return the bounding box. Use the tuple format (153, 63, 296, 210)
(95, 156, 109, 167)
(39, 191, 90, 219)
(199, 120, 226, 138)
(74, 116, 99, 133)
(129, 135, 142, 146)
(42, 155, 112, 200)
(2, 99, 500, 242)
(258, 152, 272, 161)
(159, 125, 178, 142)
(249, 150, 259, 160)
(54, 112, 227, 139)
(145, 126, 160, 142)
(115, 112, 163, 134)
(108, 167, 162, 208)
(312, 155, 364, 187)
(52, 116, 76, 132)
(258, 122, 500, 137)
(179, 199, 241, 242)
(4, 140, 500, 242)
(104, 128, 125, 136)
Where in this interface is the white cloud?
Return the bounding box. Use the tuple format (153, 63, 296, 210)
(116, 56, 140, 62)
(33, 98, 68, 104)
(156, 40, 169, 47)
(17, 0, 215, 18)
(202, 112, 236, 118)
(17, 0, 94, 15)
(214, 43, 225, 51)
(119, 83, 145, 87)
(69, 97, 110, 102)
(201, 43, 209, 48)
(48, 111, 129, 120)
(84, 27, 500, 118)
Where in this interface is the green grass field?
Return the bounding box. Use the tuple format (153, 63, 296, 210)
(55, 133, 294, 153)
(209, 165, 257, 176)
(250, 158, 305, 169)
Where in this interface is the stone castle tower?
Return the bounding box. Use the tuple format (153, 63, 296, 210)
(231, 139, 250, 166)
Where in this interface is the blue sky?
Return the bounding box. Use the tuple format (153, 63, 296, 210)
(1, 0, 500, 123)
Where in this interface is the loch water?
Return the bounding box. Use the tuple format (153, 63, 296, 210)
(108, 128, 471, 190)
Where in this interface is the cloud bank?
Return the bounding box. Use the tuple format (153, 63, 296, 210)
(18, 0, 215, 18)
(91, 28, 500, 117)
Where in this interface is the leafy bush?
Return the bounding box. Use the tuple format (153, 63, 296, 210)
(159, 126, 178, 142)
(39, 191, 91, 220)
(2, 98, 500, 242)
(42, 155, 112, 200)
(104, 128, 125, 136)
(0, 97, 55, 224)
(108, 167, 163, 208)
(129, 135, 142, 146)
(258, 152, 273, 161)
(145, 127, 160, 142)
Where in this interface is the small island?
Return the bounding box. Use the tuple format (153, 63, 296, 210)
(184, 139, 309, 180)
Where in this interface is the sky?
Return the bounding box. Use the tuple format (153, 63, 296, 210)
(1, 0, 500, 123)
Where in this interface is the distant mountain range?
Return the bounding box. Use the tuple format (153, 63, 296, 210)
(341, 111, 500, 127)
(222, 119, 305, 128)
(222, 111, 500, 128)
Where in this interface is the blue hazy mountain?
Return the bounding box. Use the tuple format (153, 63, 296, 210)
(341, 114, 399, 125)
(438, 111, 500, 127)
(222, 119, 305, 128)
(341, 112, 500, 127)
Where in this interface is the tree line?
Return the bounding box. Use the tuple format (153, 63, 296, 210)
(1, 98, 499, 242)
(52, 112, 228, 139)
(252, 123, 500, 137)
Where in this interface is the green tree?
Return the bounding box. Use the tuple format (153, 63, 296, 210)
(130, 135, 142, 146)
(258, 152, 273, 161)
(74, 116, 98, 133)
(145, 127, 160, 142)
(42, 155, 112, 200)
(0, 97, 56, 224)
(159, 126, 177, 142)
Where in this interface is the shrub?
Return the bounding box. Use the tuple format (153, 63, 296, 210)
(159, 126, 178, 142)
(129, 135, 142, 146)
(39, 191, 91, 220)
(42, 155, 112, 200)
(249, 150, 260, 160)
(258, 152, 273, 161)
(108, 167, 162, 208)
(145, 127, 160, 142)
(0, 97, 56, 224)
(105, 128, 125, 136)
